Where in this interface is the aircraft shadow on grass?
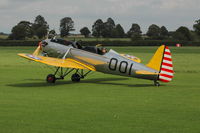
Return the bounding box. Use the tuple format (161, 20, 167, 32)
(7, 77, 156, 88)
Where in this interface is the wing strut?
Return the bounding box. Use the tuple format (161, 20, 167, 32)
(62, 48, 71, 59)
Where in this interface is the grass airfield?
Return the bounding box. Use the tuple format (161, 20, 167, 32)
(0, 46, 200, 133)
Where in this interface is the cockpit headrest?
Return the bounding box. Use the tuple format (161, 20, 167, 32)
(41, 41, 48, 47)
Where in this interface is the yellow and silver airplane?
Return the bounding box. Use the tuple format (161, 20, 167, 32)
(18, 38, 174, 86)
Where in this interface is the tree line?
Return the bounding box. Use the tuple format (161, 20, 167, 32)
(9, 15, 200, 41)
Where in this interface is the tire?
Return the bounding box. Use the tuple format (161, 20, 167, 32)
(46, 74, 56, 83)
(154, 81, 160, 87)
(71, 74, 81, 82)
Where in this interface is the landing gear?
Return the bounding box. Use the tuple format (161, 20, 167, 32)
(71, 69, 90, 82)
(71, 73, 81, 82)
(46, 74, 56, 83)
(154, 80, 160, 87)
(45, 67, 91, 83)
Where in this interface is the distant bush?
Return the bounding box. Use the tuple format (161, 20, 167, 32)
(0, 40, 199, 46)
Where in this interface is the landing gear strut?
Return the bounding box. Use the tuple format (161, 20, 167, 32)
(154, 80, 160, 87)
(46, 67, 91, 83)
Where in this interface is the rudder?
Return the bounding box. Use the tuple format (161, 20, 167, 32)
(159, 46, 174, 82)
(146, 45, 174, 82)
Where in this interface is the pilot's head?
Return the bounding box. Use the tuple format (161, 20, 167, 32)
(101, 47, 107, 54)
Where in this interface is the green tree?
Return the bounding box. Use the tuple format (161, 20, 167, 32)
(32, 15, 49, 39)
(9, 25, 26, 40)
(9, 21, 33, 40)
(102, 18, 115, 37)
(146, 24, 161, 39)
(127, 23, 142, 38)
(131, 33, 142, 41)
(160, 26, 169, 39)
(112, 24, 125, 38)
(60, 17, 75, 37)
(49, 29, 56, 35)
(107, 18, 115, 28)
(80, 27, 91, 37)
(92, 19, 104, 37)
(173, 26, 192, 41)
(193, 19, 200, 35)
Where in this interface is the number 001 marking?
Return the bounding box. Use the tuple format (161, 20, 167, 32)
(109, 58, 133, 75)
(109, 58, 118, 70)
(119, 61, 128, 73)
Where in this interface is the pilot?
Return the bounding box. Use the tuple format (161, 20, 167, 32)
(101, 47, 107, 54)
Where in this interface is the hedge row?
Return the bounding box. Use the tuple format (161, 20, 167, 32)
(82, 40, 200, 46)
(0, 40, 40, 46)
(0, 40, 200, 46)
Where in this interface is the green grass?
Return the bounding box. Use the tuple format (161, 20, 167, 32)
(0, 46, 200, 133)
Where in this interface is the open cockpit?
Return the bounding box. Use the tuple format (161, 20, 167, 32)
(49, 38, 108, 55)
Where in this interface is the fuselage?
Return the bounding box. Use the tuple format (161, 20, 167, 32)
(42, 39, 159, 81)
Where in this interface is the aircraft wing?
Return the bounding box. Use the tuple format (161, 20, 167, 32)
(18, 53, 96, 71)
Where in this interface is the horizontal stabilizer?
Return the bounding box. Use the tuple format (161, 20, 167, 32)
(135, 70, 159, 75)
(120, 54, 141, 63)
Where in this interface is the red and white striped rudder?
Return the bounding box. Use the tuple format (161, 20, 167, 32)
(159, 46, 174, 82)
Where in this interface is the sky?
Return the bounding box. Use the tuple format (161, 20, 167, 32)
(0, 0, 200, 34)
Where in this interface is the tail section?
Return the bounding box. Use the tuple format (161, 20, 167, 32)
(146, 45, 174, 82)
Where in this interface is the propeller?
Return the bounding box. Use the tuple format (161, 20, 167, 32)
(38, 41, 42, 50)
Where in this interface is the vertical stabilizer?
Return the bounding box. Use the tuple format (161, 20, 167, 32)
(146, 45, 165, 71)
(146, 45, 174, 82)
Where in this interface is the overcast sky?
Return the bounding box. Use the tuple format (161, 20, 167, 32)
(0, 0, 200, 34)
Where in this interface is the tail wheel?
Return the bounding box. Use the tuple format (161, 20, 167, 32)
(46, 74, 56, 83)
(154, 81, 160, 87)
(71, 74, 81, 82)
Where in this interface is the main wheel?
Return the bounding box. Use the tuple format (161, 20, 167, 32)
(46, 74, 56, 83)
(71, 74, 81, 82)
